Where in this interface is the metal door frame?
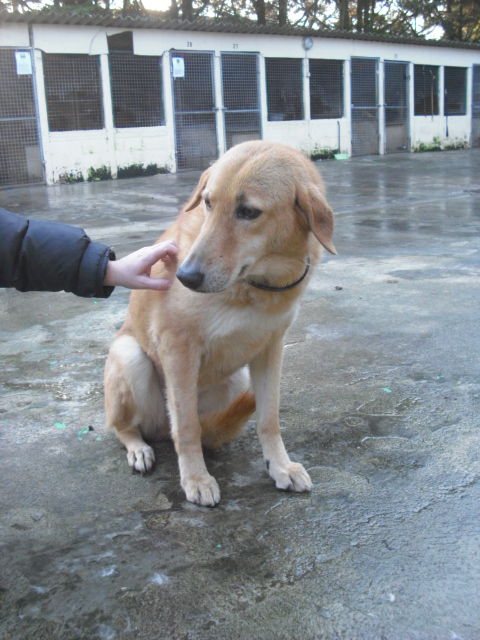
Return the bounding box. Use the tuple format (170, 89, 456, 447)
(350, 56, 380, 157)
(170, 49, 218, 171)
(383, 60, 410, 154)
(220, 51, 262, 153)
(0, 47, 44, 188)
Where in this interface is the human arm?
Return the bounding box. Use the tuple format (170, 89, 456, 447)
(0, 207, 115, 298)
(1, 208, 179, 297)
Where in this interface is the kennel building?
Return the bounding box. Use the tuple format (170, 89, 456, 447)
(1, 11, 480, 187)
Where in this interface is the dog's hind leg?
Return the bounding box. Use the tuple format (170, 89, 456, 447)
(104, 334, 168, 474)
(115, 426, 155, 475)
(198, 368, 256, 448)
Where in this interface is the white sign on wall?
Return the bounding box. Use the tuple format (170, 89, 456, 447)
(15, 51, 32, 75)
(172, 57, 185, 79)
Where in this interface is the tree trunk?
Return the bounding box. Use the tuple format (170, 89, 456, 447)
(336, 0, 350, 30)
(279, 0, 287, 26)
(356, 0, 363, 31)
(458, 0, 463, 40)
(170, 0, 179, 18)
(182, 0, 193, 20)
(254, 0, 266, 25)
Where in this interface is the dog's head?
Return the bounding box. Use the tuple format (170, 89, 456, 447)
(176, 141, 336, 293)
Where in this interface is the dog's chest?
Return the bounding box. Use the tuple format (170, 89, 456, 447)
(198, 302, 297, 381)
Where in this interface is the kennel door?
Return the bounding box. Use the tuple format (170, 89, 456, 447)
(171, 51, 218, 171)
(384, 61, 410, 154)
(473, 65, 480, 148)
(0, 49, 44, 187)
(351, 57, 379, 157)
(221, 53, 261, 151)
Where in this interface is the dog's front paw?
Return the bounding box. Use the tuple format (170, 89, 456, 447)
(127, 445, 155, 475)
(269, 461, 312, 493)
(182, 474, 220, 507)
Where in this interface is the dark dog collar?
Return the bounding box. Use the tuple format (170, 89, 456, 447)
(247, 256, 310, 293)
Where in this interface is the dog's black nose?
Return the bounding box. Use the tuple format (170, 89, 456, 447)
(176, 264, 205, 291)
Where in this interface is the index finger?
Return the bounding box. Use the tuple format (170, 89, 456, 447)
(147, 240, 179, 263)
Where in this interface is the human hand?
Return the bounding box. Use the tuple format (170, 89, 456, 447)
(104, 240, 179, 291)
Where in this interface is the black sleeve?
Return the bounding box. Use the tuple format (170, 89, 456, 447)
(0, 207, 116, 298)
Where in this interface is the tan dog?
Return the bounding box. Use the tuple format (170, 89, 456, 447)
(104, 141, 336, 506)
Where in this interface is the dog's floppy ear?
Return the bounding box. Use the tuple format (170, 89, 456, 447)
(184, 167, 212, 212)
(295, 182, 337, 255)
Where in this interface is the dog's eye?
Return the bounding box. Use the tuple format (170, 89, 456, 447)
(204, 197, 212, 210)
(237, 205, 262, 220)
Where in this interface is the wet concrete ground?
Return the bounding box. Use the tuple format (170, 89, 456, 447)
(1, 149, 480, 640)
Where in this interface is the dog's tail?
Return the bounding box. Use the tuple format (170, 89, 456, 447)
(200, 391, 256, 449)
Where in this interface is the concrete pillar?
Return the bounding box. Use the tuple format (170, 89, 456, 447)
(99, 53, 117, 178)
(343, 58, 352, 156)
(31, 49, 53, 184)
(378, 59, 385, 155)
(213, 52, 226, 157)
(258, 54, 268, 139)
(303, 55, 311, 155)
(408, 62, 414, 152)
(162, 52, 177, 173)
